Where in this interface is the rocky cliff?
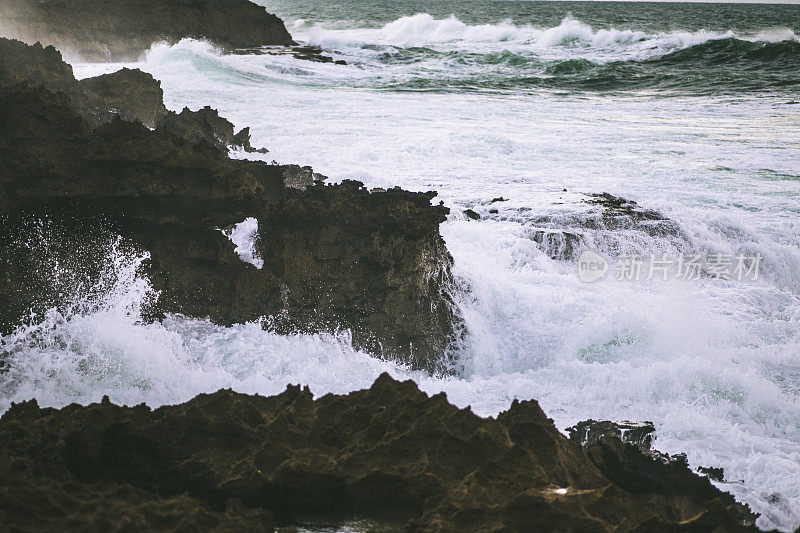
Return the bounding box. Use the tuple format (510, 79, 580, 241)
(0, 0, 294, 61)
(0, 39, 461, 372)
(0, 38, 261, 151)
(0, 374, 758, 531)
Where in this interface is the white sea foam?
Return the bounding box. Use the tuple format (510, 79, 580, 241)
(222, 217, 263, 269)
(297, 14, 799, 61)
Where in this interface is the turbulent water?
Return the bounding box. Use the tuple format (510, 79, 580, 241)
(2, 0, 800, 530)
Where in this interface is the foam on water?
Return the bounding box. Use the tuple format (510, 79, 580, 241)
(2, 216, 799, 529)
(222, 217, 264, 269)
(298, 14, 798, 60)
(29, 12, 800, 533)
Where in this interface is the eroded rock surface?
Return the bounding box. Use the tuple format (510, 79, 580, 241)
(0, 0, 294, 61)
(0, 374, 758, 531)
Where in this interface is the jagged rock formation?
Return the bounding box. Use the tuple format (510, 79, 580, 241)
(0, 374, 758, 531)
(0, 40, 461, 371)
(0, 0, 295, 61)
(0, 37, 261, 151)
(157, 105, 268, 154)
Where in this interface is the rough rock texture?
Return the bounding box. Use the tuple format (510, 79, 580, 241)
(156, 105, 267, 153)
(0, 37, 260, 151)
(0, 374, 758, 531)
(257, 180, 459, 370)
(0, 0, 295, 61)
(568, 419, 656, 455)
(78, 67, 168, 128)
(0, 77, 460, 370)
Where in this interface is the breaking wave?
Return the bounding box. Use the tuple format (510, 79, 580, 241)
(75, 15, 800, 96)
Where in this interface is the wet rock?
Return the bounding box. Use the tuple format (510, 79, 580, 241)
(464, 208, 481, 220)
(0, 0, 295, 61)
(520, 190, 691, 261)
(567, 419, 656, 455)
(585, 191, 684, 237)
(0, 374, 759, 531)
(281, 165, 318, 191)
(243, 44, 347, 65)
(291, 45, 345, 64)
(257, 180, 460, 372)
(490, 196, 507, 203)
(698, 465, 726, 482)
(0, 79, 461, 371)
(530, 228, 583, 261)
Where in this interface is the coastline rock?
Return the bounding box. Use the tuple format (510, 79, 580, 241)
(155, 105, 266, 153)
(0, 0, 295, 61)
(0, 38, 262, 151)
(0, 374, 758, 531)
(0, 78, 461, 371)
(78, 67, 168, 127)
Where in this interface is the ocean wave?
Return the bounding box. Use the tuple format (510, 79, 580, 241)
(653, 37, 800, 66)
(84, 16, 800, 100)
(299, 13, 798, 54)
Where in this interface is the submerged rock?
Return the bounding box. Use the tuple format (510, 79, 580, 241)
(515, 191, 690, 262)
(0, 0, 294, 61)
(0, 42, 462, 371)
(237, 44, 348, 65)
(463, 208, 481, 220)
(0, 374, 758, 531)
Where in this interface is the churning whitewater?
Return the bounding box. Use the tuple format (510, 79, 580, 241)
(3, 1, 800, 531)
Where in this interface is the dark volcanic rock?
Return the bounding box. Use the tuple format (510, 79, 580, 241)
(237, 44, 348, 65)
(0, 38, 165, 127)
(698, 465, 726, 482)
(155, 105, 266, 153)
(78, 67, 167, 128)
(531, 228, 583, 261)
(584, 191, 684, 236)
(0, 37, 261, 151)
(0, 78, 460, 371)
(0, 374, 758, 531)
(463, 208, 481, 220)
(0, 0, 295, 61)
(257, 180, 459, 371)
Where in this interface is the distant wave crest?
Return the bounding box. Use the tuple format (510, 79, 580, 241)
(301, 13, 799, 52)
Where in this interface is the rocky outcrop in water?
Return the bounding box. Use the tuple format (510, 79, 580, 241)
(465, 190, 689, 262)
(0, 39, 461, 371)
(0, 374, 758, 531)
(0, 0, 294, 61)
